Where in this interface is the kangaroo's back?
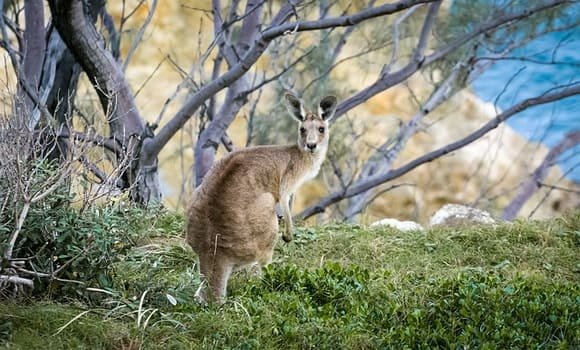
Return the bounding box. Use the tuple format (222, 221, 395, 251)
(187, 146, 293, 254)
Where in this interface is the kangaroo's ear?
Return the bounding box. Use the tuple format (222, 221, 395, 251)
(319, 95, 338, 121)
(284, 93, 305, 122)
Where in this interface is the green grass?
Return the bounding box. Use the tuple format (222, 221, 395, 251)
(1, 211, 578, 349)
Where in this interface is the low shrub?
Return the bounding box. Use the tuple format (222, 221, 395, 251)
(1, 196, 161, 299)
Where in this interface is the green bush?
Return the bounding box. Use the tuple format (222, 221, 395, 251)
(1, 194, 158, 298)
(29, 206, 147, 295)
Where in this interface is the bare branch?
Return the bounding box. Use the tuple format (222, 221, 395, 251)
(299, 83, 580, 219)
(325, 0, 377, 67)
(411, 1, 441, 63)
(476, 55, 580, 68)
(425, 1, 569, 65)
(246, 36, 323, 95)
(120, 0, 146, 32)
(303, 30, 392, 94)
(245, 89, 263, 147)
(49, 0, 145, 141)
(362, 182, 417, 213)
(14, 267, 84, 285)
(147, 0, 435, 159)
(181, 4, 212, 15)
(57, 130, 122, 155)
(194, 0, 266, 184)
(13, 0, 45, 128)
(123, 0, 158, 72)
(0, 275, 33, 287)
(221, 133, 235, 152)
(0, 18, 21, 75)
(502, 131, 580, 220)
(12, 67, 53, 123)
(538, 181, 580, 194)
(345, 59, 463, 219)
(334, 0, 569, 119)
(383, 5, 420, 75)
(527, 160, 580, 219)
(101, 6, 121, 60)
(134, 54, 166, 97)
(3, 202, 30, 261)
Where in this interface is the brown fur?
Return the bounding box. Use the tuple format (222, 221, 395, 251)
(186, 93, 338, 303)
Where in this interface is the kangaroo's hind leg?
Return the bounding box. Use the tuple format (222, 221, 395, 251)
(195, 253, 211, 304)
(196, 252, 233, 304)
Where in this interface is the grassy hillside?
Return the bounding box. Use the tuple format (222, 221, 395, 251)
(1, 210, 578, 349)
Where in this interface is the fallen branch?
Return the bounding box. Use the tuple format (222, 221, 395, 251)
(15, 267, 85, 285)
(0, 274, 34, 287)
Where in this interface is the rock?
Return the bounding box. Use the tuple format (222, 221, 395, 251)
(429, 204, 496, 227)
(370, 218, 424, 232)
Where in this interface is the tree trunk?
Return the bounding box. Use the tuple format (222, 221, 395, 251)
(194, 80, 247, 185)
(15, 0, 45, 129)
(42, 30, 78, 161)
(48, 0, 162, 204)
(33, 0, 107, 164)
(193, 0, 263, 185)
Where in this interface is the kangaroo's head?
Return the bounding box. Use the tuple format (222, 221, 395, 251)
(284, 93, 338, 154)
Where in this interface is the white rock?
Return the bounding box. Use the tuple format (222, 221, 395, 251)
(429, 204, 496, 227)
(370, 218, 424, 232)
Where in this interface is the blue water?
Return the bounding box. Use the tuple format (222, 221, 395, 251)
(472, 28, 580, 183)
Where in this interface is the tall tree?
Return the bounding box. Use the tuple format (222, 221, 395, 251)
(1, 0, 577, 217)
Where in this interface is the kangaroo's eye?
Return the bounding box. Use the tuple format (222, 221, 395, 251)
(300, 127, 306, 134)
(318, 127, 325, 133)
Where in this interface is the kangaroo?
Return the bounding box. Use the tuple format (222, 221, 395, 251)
(186, 93, 338, 303)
